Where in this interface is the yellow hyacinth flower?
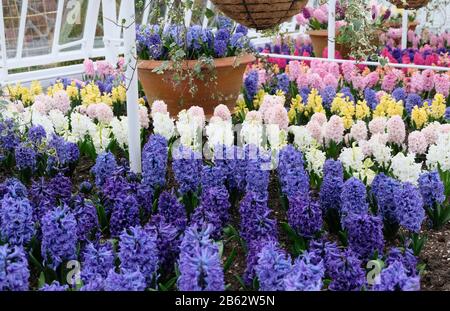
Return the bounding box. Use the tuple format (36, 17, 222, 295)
(411, 106, 428, 129)
(374, 95, 403, 118)
(30, 81, 42, 96)
(101, 94, 113, 106)
(80, 82, 102, 105)
(138, 97, 146, 106)
(66, 82, 79, 99)
(355, 100, 371, 120)
(47, 82, 64, 96)
(252, 89, 266, 109)
(426, 93, 446, 120)
(288, 95, 304, 124)
(111, 85, 127, 103)
(342, 115, 354, 129)
(306, 88, 324, 114)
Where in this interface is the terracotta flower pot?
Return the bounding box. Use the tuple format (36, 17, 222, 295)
(307, 29, 350, 58)
(138, 54, 256, 117)
(386, 21, 418, 31)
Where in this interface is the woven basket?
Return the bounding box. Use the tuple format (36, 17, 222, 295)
(389, 0, 430, 9)
(210, 0, 308, 30)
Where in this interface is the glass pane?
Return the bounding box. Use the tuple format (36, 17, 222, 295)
(59, 0, 88, 45)
(22, 0, 58, 57)
(3, 0, 23, 58)
(94, 2, 104, 49)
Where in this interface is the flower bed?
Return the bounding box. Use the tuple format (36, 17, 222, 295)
(1, 48, 450, 291)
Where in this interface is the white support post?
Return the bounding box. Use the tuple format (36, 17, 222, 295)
(327, 0, 336, 59)
(0, 2, 8, 82)
(102, 0, 120, 64)
(401, 9, 408, 50)
(51, 0, 64, 56)
(83, 0, 101, 57)
(123, 2, 142, 173)
(202, 1, 213, 29)
(142, 0, 152, 24)
(15, 0, 28, 59)
(184, 7, 193, 27)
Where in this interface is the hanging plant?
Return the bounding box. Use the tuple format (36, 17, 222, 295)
(135, 0, 256, 116)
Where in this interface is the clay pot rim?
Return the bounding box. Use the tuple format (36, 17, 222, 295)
(137, 53, 256, 70)
(307, 29, 341, 36)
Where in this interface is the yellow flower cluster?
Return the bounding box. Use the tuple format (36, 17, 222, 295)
(330, 93, 371, 129)
(80, 82, 112, 106)
(288, 94, 303, 124)
(411, 106, 428, 129)
(252, 89, 266, 110)
(138, 97, 146, 106)
(355, 100, 371, 120)
(411, 93, 446, 129)
(3, 82, 41, 106)
(111, 85, 127, 103)
(373, 94, 404, 118)
(287, 89, 325, 124)
(331, 93, 354, 129)
(47, 82, 65, 96)
(65, 81, 80, 99)
(30, 81, 43, 97)
(234, 95, 248, 121)
(426, 93, 446, 120)
(305, 89, 325, 115)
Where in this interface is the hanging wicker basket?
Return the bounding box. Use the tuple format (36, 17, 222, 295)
(210, 0, 308, 30)
(389, 0, 430, 9)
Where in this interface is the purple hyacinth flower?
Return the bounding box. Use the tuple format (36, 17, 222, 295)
(191, 186, 231, 239)
(28, 125, 46, 145)
(287, 195, 323, 238)
(15, 143, 37, 172)
(157, 190, 187, 233)
(394, 182, 425, 233)
(327, 249, 365, 291)
(39, 281, 68, 291)
(0, 244, 30, 291)
(104, 269, 147, 291)
(110, 194, 140, 237)
(147, 215, 180, 273)
(255, 241, 292, 291)
(81, 242, 115, 283)
(0, 178, 28, 199)
(91, 152, 118, 188)
(142, 134, 168, 190)
(278, 145, 309, 199)
(319, 159, 344, 211)
(71, 195, 99, 241)
(0, 195, 34, 245)
(177, 224, 225, 291)
(371, 173, 401, 224)
(284, 250, 324, 291)
(373, 261, 420, 291)
(244, 70, 259, 101)
(119, 226, 159, 285)
(41, 205, 78, 269)
(340, 177, 369, 217)
(418, 171, 446, 208)
(172, 145, 202, 195)
(343, 213, 385, 259)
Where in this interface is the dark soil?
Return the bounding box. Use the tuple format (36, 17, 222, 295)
(420, 223, 450, 291)
(71, 155, 95, 187)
